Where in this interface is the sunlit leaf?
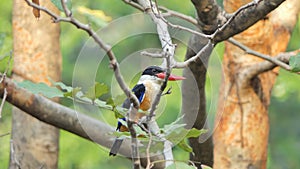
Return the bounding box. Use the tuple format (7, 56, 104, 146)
(51, 0, 72, 12)
(94, 99, 111, 109)
(201, 165, 213, 169)
(0, 53, 13, 75)
(106, 97, 115, 107)
(76, 6, 111, 27)
(165, 162, 196, 169)
(53, 81, 73, 92)
(289, 53, 300, 72)
(17, 81, 63, 98)
(186, 128, 207, 138)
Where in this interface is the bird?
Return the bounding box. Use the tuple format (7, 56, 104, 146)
(109, 65, 185, 156)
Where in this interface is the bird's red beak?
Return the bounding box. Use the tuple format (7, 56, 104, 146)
(156, 72, 185, 81)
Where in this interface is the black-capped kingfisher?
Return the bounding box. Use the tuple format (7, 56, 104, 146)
(109, 65, 185, 156)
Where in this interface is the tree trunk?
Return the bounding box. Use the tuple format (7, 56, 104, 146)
(10, 0, 62, 168)
(182, 34, 213, 167)
(213, 1, 300, 169)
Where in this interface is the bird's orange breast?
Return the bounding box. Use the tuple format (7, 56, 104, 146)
(139, 81, 159, 111)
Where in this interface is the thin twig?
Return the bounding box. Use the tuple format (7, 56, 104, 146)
(228, 38, 292, 71)
(145, 131, 153, 169)
(173, 40, 213, 68)
(0, 132, 10, 138)
(23, 0, 140, 109)
(127, 121, 141, 169)
(210, 1, 259, 39)
(141, 51, 165, 58)
(158, 6, 198, 26)
(137, 0, 175, 167)
(10, 140, 21, 168)
(122, 0, 144, 11)
(0, 88, 7, 119)
(244, 51, 300, 80)
(60, 0, 71, 17)
(0, 51, 12, 84)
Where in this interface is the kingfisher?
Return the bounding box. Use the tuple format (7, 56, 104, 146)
(109, 65, 185, 156)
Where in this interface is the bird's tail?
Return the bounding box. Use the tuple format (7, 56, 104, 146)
(109, 138, 124, 156)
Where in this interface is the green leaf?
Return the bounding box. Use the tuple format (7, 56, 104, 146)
(186, 128, 207, 138)
(178, 139, 193, 153)
(53, 81, 73, 92)
(0, 54, 13, 75)
(83, 82, 108, 101)
(53, 81, 81, 97)
(106, 97, 115, 107)
(76, 6, 111, 27)
(17, 81, 64, 98)
(63, 87, 81, 97)
(51, 0, 72, 12)
(289, 53, 300, 72)
(0, 33, 5, 50)
(165, 162, 196, 169)
(201, 165, 213, 169)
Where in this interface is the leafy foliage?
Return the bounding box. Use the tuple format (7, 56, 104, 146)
(165, 162, 196, 169)
(17, 81, 64, 98)
(76, 6, 111, 27)
(289, 53, 300, 72)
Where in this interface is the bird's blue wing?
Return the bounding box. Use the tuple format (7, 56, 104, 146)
(117, 84, 145, 131)
(132, 84, 146, 103)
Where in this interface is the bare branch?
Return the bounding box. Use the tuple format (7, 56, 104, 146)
(0, 132, 10, 137)
(10, 140, 21, 168)
(0, 88, 7, 119)
(122, 0, 144, 11)
(228, 38, 292, 71)
(173, 40, 213, 68)
(244, 51, 300, 79)
(127, 121, 141, 169)
(145, 131, 153, 169)
(213, 0, 286, 43)
(159, 6, 198, 26)
(23, 0, 140, 110)
(60, 0, 71, 17)
(141, 51, 165, 58)
(0, 51, 12, 84)
(0, 76, 132, 155)
(191, 0, 224, 34)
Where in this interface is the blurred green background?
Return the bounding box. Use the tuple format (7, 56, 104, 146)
(1, 0, 300, 169)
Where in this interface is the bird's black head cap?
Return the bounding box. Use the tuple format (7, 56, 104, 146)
(142, 66, 165, 76)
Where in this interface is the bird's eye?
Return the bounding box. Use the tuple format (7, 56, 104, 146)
(152, 69, 157, 73)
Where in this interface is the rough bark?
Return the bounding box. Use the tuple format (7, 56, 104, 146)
(213, 0, 300, 169)
(182, 34, 214, 167)
(182, 0, 225, 167)
(10, 0, 61, 168)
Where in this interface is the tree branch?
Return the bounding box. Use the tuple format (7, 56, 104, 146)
(23, 0, 140, 110)
(228, 38, 292, 71)
(191, 0, 225, 34)
(0, 76, 132, 155)
(213, 0, 286, 43)
(243, 51, 299, 80)
(159, 6, 198, 26)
